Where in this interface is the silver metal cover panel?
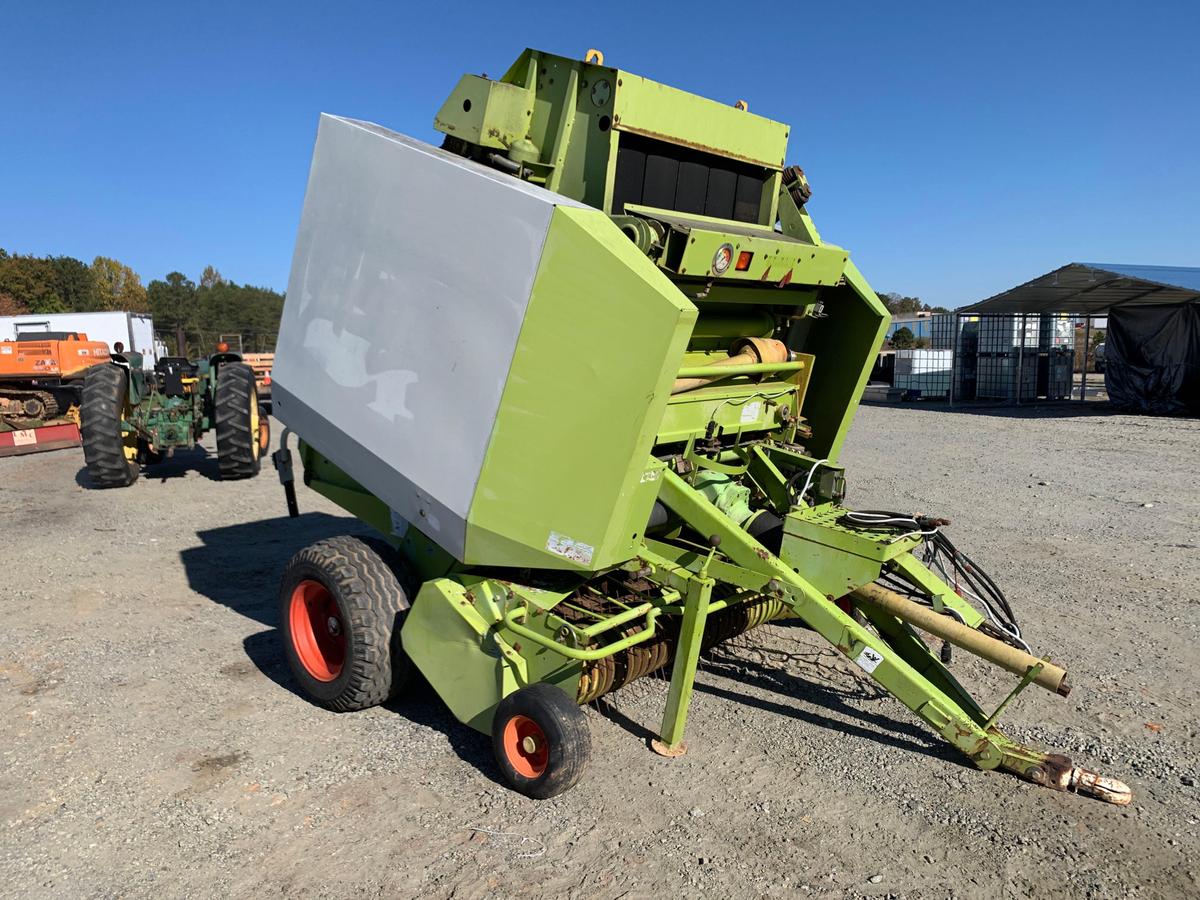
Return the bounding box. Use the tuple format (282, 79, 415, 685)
(274, 115, 581, 557)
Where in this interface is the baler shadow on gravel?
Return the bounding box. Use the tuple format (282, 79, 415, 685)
(267, 48, 1130, 802)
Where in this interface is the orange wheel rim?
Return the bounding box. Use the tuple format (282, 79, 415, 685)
(258, 419, 270, 453)
(502, 715, 548, 778)
(289, 579, 344, 681)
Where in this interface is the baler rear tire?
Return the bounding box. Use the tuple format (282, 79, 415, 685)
(279, 536, 412, 711)
(80, 364, 139, 488)
(492, 683, 591, 799)
(214, 362, 265, 480)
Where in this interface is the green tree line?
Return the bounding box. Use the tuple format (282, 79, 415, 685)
(0, 249, 147, 315)
(880, 293, 950, 349)
(0, 250, 282, 356)
(148, 267, 283, 354)
(879, 292, 949, 316)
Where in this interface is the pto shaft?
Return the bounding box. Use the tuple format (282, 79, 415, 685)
(851, 583, 1070, 696)
(671, 337, 791, 394)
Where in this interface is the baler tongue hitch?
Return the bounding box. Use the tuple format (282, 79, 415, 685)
(268, 46, 1133, 803)
(1008, 752, 1131, 805)
(1067, 767, 1133, 805)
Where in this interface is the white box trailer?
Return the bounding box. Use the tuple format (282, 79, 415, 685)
(0, 311, 159, 369)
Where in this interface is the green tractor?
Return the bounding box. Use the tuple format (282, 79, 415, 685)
(80, 346, 269, 488)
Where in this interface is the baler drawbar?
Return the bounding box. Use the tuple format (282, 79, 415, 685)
(267, 47, 1131, 803)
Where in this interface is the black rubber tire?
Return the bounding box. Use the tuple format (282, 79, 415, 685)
(214, 362, 263, 480)
(279, 536, 412, 711)
(492, 683, 591, 799)
(80, 364, 138, 488)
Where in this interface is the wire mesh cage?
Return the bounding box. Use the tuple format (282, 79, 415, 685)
(893, 349, 953, 398)
(951, 313, 1083, 403)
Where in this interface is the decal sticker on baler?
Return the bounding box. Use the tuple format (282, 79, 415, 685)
(853, 645, 884, 674)
(546, 531, 594, 566)
(740, 400, 762, 423)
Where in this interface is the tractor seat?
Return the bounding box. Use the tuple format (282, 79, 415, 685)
(154, 356, 198, 395)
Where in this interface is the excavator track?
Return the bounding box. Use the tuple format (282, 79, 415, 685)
(0, 388, 60, 420)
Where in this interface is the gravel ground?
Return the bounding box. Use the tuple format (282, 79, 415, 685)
(1, 403, 1198, 899)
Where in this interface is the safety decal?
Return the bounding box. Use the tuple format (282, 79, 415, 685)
(547, 531, 594, 567)
(853, 645, 884, 674)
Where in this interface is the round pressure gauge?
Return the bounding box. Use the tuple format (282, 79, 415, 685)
(712, 243, 734, 275)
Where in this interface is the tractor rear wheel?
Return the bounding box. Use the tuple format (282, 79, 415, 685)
(279, 536, 413, 711)
(80, 364, 139, 488)
(214, 362, 268, 479)
(492, 683, 591, 799)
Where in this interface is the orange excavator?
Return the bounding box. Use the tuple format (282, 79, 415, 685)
(0, 332, 111, 423)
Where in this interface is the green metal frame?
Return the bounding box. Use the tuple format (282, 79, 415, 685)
(433, 47, 888, 464)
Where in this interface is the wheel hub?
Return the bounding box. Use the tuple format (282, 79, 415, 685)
(502, 715, 549, 779)
(288, 579, 345, 682)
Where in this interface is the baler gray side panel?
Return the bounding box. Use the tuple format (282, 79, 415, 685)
(274, 115, 578, 557)
(272, 383, 463, 544)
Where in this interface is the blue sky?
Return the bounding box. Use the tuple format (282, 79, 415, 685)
(2, 1, 1197, 308)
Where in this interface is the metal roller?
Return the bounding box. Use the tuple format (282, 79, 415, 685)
(577, 595, 790, 703)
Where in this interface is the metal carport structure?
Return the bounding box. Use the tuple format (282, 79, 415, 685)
(952, 263, 1200, 405)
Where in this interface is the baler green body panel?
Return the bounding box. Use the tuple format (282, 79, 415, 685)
(402, 577, 584, 732)
(465, 205, 696, 570)
(433, 75, 533, 149)
(799, 261, 892, 461)
(611, 73, 789, 170)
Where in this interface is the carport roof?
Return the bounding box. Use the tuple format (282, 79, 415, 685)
(960, 263, 1200, 315)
